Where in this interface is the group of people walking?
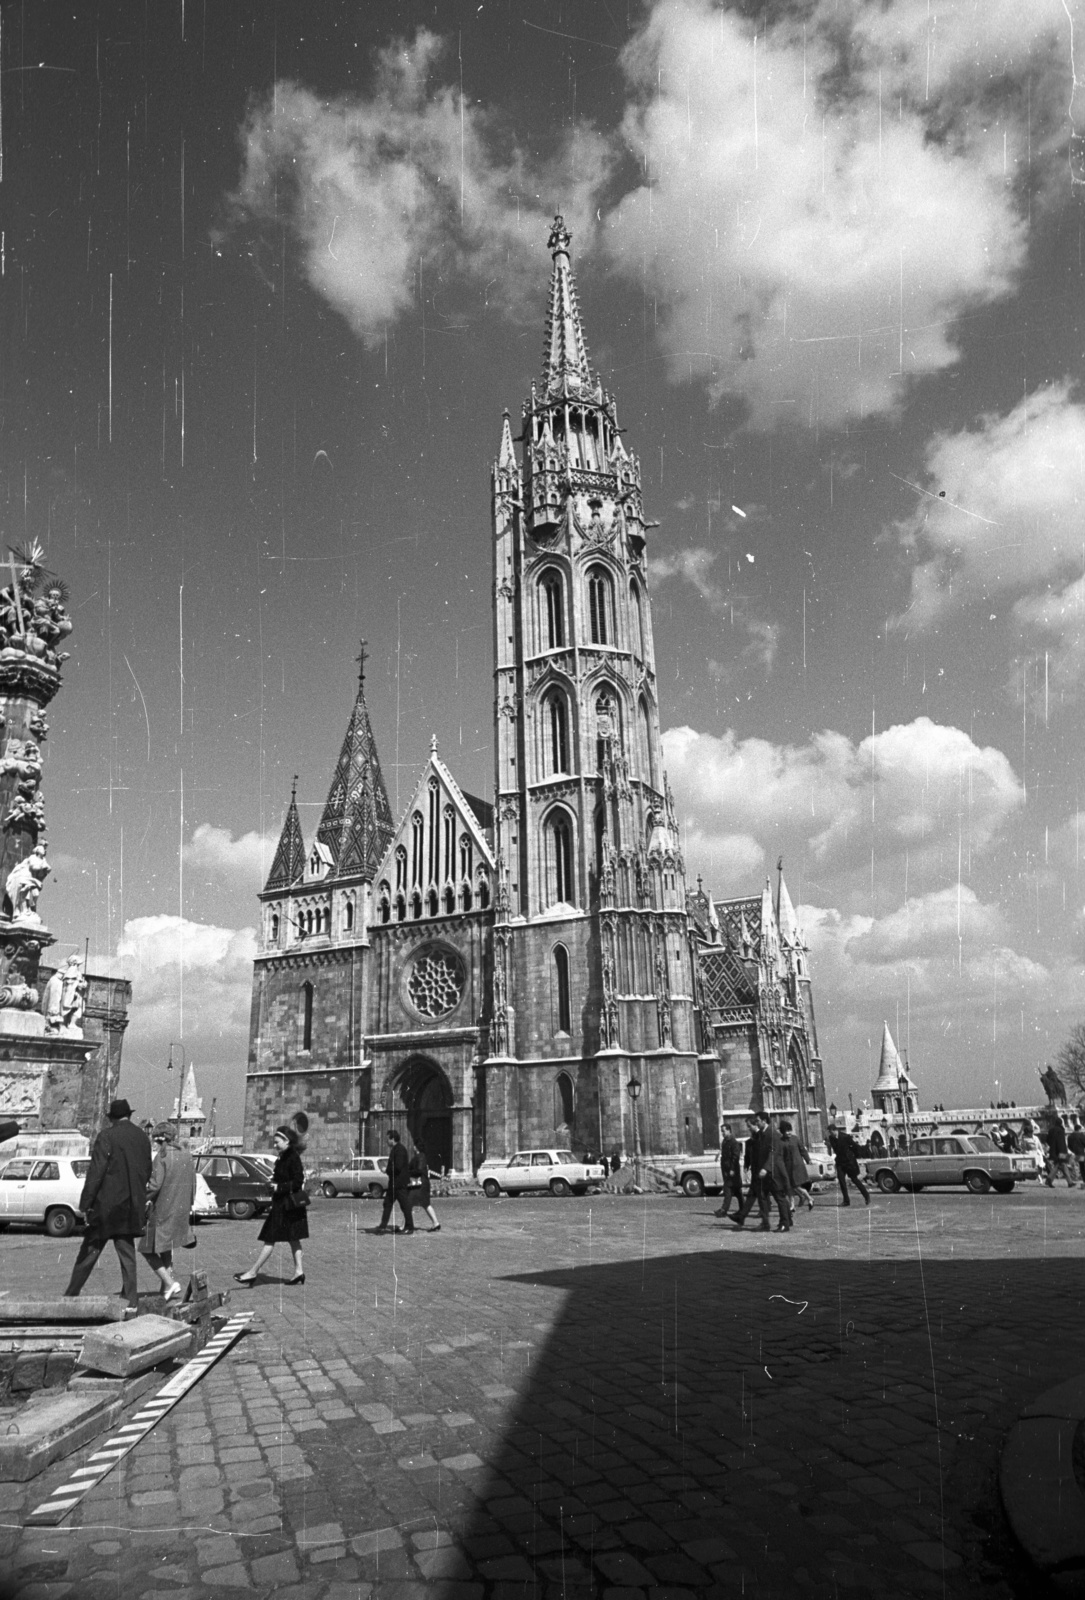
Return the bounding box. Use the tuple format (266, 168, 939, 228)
(715, 1115, 869, 1233)
(64, 1099, 197, 1310)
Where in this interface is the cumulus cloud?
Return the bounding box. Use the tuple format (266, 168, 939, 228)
(843, 886, 1002, 965)
(114, 914, 257, 1046)
(605, 0, 1066, 424)
(897, 383, 1085, 629)
(664, 715, 1022, 880)
(227, 31, 608, 344)
(183, 823, 277, 884)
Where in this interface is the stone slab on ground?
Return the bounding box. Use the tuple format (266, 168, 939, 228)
(0, 1298, 126, 1324)
(0, 1391, 117, 1482)
(78, 1313, 194, 1377)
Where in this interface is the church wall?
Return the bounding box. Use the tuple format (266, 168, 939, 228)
(245, 1066, 363, 1167)
(504, 914, 601, 1061)
(713, 1025, 759, 1117)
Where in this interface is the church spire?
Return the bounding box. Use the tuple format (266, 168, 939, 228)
(497, 409, 516, 469)
(775, 859, 803, 948)
(315, 650, 395, 880)
(264, 776, 305, 891)
(541, 215, 593, 399)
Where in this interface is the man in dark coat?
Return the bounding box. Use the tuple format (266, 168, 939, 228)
(713, 1123, 744, 1218)
(64, 1099, 152, 1309)
(827, 1122, 871, 1206)
(376, 1128, 415, 1234)
(728, 1114, 792, 1232)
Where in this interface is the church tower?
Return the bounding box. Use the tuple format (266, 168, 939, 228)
(487, 217, 703, 1159)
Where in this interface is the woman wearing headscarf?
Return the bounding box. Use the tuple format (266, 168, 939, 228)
(234, 1125, 308, 1285)
(139, 1122, 196, 1303)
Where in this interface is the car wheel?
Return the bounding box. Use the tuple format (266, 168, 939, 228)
(368, 1184, 384, 1198)
(321, 1182, 339, 1199)
(992, 1180, 1015, 1193)
(876, 1170, 901, 1194)
(550, 1177, 572, 1197)
(482, 1178, 502, 1199)
(681, 1173, 705, 1198)
(228, 1200, 257, 1220)
(44, 1207, 76, 1238)
(964, 1171, 992, 1194)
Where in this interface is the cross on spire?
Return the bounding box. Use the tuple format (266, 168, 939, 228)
(356, 639, 368, 687)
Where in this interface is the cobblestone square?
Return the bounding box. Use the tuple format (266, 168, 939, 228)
(0, 1187, 1080, 1599)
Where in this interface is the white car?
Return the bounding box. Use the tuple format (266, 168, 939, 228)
(479, 1149, 606, 1198)
(318, 1156, 389, 1198)
(0, 1156, 90, 1236)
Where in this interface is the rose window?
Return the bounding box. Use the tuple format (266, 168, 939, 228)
(407, 950, 465, 1018)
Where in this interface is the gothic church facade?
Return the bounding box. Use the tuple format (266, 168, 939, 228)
(244, 221, 829, 1171)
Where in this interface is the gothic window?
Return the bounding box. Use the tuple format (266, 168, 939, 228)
(476, 870, 490, 909)
(301, 982, 314, 1052)
(587, 565, 614, 645)
(630, 580, 645, 659)
(395, 893, 406, 922)
(270, 912, 280, 944)
(460, 834, 473, 884)
(428, 780, 439, 882)
(638, 697, 654, 786)
(595, 691, 622, 770)
(444, 805, 455, 881)
(594, 808, 605, 879)
(407, 948, 466, 1018)
(546, 810, 575, 906)
(395, 846, 407, 893)
(541, 572, 565, 649)
(345, 900, 354, 932)
(411, 890, 423, 920)
(378, 884, 391, 924)
(545, 691, 569, 774)
(462, 883, 473, 911)
(305, 909, 314, 936)
(553, 945, 571, 1034)
(427, 888, 439, 918)
(443, 886, 455, 914)
(411, 813, 424, 885)
(554, 1070, 575, 1127)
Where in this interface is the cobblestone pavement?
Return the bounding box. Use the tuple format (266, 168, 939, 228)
(1, 1185, 1083, 1600)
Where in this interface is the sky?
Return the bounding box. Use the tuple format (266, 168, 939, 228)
(3, 0, 1085, 1132)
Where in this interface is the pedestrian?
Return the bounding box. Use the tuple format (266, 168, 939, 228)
(375, 1128, 415, 1234)
(611, 1147, 622, 1172)
(139, 1123, 196, 1302)
(599, 1152, 609, 1177)
(1044, 1117, 1078, 1187)
(779, 1119, 814, 1211)
(234, 1126, 308, 1285)
(713, 1122, 744, 1218)
(827, 1121, 871, 1206)
(1020, 1120, 1046, 1174)
(64, 1099, 152, 1312)
(1068, 1117, 1085, 1184)
(409, 1140, 441, 1232)
(728, 1113, 792, 1232)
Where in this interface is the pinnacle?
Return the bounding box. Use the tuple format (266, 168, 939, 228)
(541, 214, 594, 400)
(265, 787, 305, 892)
(315, 670, 395, 881)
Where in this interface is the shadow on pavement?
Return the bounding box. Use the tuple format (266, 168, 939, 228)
(461, 1244, 1066, 1599)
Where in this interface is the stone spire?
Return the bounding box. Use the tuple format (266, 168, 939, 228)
(541, 215, 593, 399)
(315, 658, 395, 880)
(264, 778, 305, 892)
(497, 409, 516, 469)
(873, 1021, 914, 1093)
(775, 860, 803, 947)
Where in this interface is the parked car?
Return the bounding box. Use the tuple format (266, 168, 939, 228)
(478, 1149, 606, 1198)
(318, 1156, 389, 1199)
(865, 1133, 1040, 1194)
(193, 1152, 275, 1219)
(0, 1156, 90, 1236)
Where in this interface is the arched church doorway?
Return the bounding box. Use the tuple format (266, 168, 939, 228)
(385, 1057, 454, 1173)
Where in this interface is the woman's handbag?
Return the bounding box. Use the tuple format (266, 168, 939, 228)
(288, 1186, 311, 1209)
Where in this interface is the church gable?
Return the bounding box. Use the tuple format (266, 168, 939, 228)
(374, 747, 496, 924)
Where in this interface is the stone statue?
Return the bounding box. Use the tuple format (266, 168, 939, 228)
(1040, 1064, 1068, 1105)
(4, 842, 50, 922)
(43, 953, 86, 1036)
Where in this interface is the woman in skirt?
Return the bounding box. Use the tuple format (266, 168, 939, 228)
(234, 1125, 308, 1285)
(139, 1122, 197, 1301)
(409, 1141, 441, 1232)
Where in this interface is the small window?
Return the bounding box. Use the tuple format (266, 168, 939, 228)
(443, 886, 456, 914)
(71, 1160, 90, 1179)
(462, 884, 473, 912)
(411, 891, 423, 920)
(270, 912, 280, 942)
(531, 1153, 553, 1167)
(427, 888, 439, 917)
(395, 894, 406, 922)
(541, 572, 566, 649)
(508, 1153, 530, 1168)
(555, 1071, 574, 1128)
(546, 693, 569, 774)
(553, 945, 571, 1033)
(301, 981, 314, 1052)
(546, 812, 575, 905)
(587, 565, 614, 645)
(30, 1161, 59, 1181)
(345, 901, 354, 931)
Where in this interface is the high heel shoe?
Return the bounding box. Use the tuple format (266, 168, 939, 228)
(233, 1272, 257, 1285)
(163, 1281, 184, 1303)
(288, 1273, 305, 1285)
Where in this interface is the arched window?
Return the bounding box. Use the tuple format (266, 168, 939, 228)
(345, 900, 354, 932)
(546, 691, 569, 774)
(395, 846, 407, 893)
(427, 888, 439, 918)
(638, 697, 654, 786)
(411, 814, 424, 885)
(476, 871, 490, 909)
(461, 883, 473, 912)
(395, 893, 406, 923)
(270, 912, 280, 944)
(546, 811, 575, 905)
(301, 982, 314, 1052)
(411, 890, 423, 920)
(587, 565, 613, 645)
(378, 886, 391, 925)
(460, 834, 473, 884)
(630, 580, 645, 658)
(554, 1069, 575, 1128)
(444, 805, 455, 881)
(553, 945, 571, 1034)
(428, 779, 439, 882)
(443, 886, 455, 915)
(541, 572, 565, 649)
(594, 808, 606, 879)
(595, 691, 622, 770)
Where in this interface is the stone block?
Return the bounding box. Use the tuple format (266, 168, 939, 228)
(78, 1313, 194, 1377)
(11, 1353, 47, 1392)
(44, 1353, 76, 1388)
(0, 1298, 126, 1324)
(0, 1389, 119, 1482)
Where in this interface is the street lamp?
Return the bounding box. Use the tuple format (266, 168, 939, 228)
(628, 1076, 642, 1189)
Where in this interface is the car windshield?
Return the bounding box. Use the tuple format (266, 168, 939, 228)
(967, 1135, 998, 1152)
(555, 1151, 576, 1163)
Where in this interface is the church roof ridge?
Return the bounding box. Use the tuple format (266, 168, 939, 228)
(315, 650, 395, 881)
(264, 778, 305, 892)
(541, 214, 594, 401)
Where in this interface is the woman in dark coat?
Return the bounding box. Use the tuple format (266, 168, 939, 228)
(139, 1122, 196, 1301)
(234, 1126, 307, 1285)
(409, 1141, 440, 1232)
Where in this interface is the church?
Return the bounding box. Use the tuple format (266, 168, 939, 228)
(243, 219, 829, 1173)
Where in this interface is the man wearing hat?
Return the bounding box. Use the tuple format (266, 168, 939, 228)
(64, 1099, 152, 1311)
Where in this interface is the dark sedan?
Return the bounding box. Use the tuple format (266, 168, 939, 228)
(194, 1153, 275, 1219)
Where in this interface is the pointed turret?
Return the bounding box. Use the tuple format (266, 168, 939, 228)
(873, 1021, 915, 1093)
(265, 779, 305, 892)
(315, 650, 395, 880)
(775, 861, 803, 948)
(542, 215, 593, 399)
(760, 879, 780, 963)
(497, 409, 516, 469)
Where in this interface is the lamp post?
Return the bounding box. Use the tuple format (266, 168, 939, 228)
(628, 1076, 642, 1190)
(166, 1042, 185, 1140)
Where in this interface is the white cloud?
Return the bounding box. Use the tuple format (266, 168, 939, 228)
(664, 715, 1022, 880)
(843, 886, 1002, 965)
(113, 914, 257, 1046)
(605, 0, 1066, 425)
(184, 823, 277, 884)
(897, 383, 1085, 629)
(227, 32, 608, 345)
(681, 826, 764, 893)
